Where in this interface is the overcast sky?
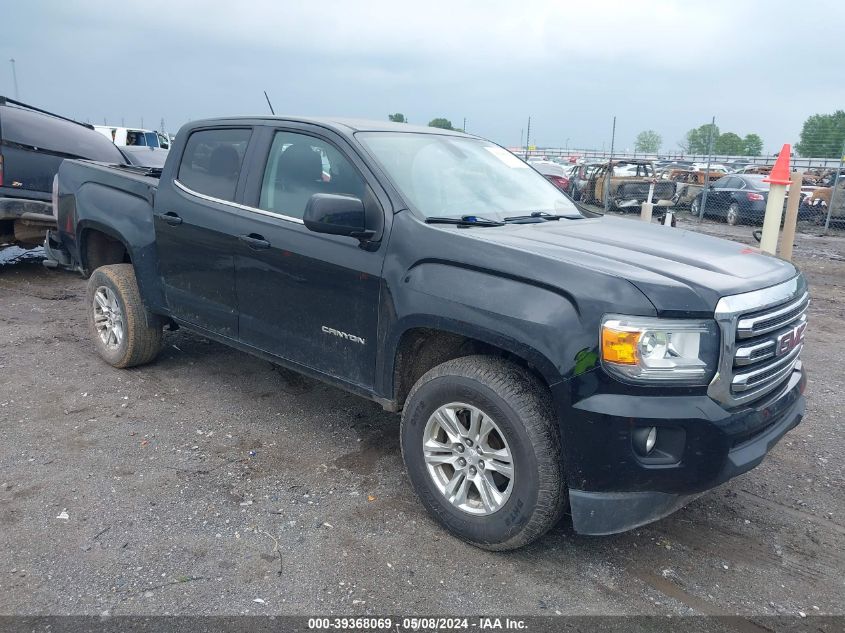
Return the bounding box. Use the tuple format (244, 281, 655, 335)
(3, 1, 843, 153)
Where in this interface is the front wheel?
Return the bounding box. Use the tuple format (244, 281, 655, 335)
(86, 264, 163, 368)
(400, 356, 566, 550)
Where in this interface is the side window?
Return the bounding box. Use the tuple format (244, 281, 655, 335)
(178, 128, 252, 202)
(259, 131, 366, 219)
(713, 176, 731, 188)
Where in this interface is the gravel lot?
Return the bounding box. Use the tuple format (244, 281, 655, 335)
(0, 216, 843, 617)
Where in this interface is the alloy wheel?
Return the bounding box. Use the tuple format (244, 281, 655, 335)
(422, 403, 514, 515)
(93, 286, 125, 350)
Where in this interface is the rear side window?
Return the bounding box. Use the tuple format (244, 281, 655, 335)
(0, 105, 126, 163)
(177, 128, 252, 202)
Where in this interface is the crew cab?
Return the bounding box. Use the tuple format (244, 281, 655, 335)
(48, 117, 807, 549)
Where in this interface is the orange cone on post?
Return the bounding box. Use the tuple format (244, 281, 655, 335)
(759, 144, 791, 254)
(763, 144, 792, 186)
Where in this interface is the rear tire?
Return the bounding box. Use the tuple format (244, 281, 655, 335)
(86, 264, 163, 368)
(400, 356, 566, 551)
(727, 203, 741, 226)
(690, 197, 701, 216)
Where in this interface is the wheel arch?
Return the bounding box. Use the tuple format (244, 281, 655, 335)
(381, 317, 563, 412)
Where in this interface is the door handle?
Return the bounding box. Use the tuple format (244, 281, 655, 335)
(157, 212, 183, 226)
(239, 234, 271, 250)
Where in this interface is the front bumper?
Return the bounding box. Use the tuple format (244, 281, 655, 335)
(555, 364, 805, 535)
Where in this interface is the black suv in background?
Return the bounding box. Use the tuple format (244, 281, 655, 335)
(0, 97, 126, 248)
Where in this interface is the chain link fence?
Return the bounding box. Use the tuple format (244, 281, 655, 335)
(515, 123, 845, 236)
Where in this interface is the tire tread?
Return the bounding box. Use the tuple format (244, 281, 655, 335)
(86, 264, 162, 368)
(401, 355, 566, 551)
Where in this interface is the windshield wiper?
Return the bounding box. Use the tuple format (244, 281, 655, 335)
(425, 215, 505, 227)
(503, 211, 580, 222)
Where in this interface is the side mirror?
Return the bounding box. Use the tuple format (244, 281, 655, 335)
(303, 193, 373, 240)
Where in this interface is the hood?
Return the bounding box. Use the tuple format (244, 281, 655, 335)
(466, 215, 798, 314)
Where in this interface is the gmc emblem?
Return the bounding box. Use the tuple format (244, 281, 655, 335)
(775, 322, 806, 357)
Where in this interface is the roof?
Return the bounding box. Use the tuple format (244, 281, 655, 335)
(186, 115, 474, 137)
(0, 95, 94, 130)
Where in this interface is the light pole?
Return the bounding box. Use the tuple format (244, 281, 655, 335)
(9, 58, 19, 100)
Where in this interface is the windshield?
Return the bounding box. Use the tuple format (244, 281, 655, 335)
(357, 132, 580, 219)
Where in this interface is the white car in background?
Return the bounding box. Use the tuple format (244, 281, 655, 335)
(94, 125, 170, 149)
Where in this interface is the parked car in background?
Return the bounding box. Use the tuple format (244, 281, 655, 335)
(692, 174, 817, 225)
(0, 97, 126, 248)
(584, 160, 675, 211)
(529, 160, 570, 192)
(691, 162, 728, 173)
(119, 146, 169, 168)
(94, 125, 168, 149)
(727, 160, 752, 172)
(802, 173, 845, 224)
(691, 174, 771, 225)
(668, 170, 723, 208)
(567, 162, 601, 201)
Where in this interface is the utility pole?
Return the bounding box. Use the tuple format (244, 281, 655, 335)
(9, 58, 18, 100)
(462, 117, 466, 133)
(524, 116, 531, 160)
(698, 115, 716, 221)
(160, 117, 166, 134)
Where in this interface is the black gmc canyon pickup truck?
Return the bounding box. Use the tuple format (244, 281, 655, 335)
(48, 117, 807, 550)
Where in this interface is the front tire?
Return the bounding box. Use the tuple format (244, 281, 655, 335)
(86, 264, 163, 368)
(400, 356, 566, 550)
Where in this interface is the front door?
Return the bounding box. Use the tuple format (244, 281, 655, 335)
(233, 127, 387, 388)
(153, 127, 253, 339)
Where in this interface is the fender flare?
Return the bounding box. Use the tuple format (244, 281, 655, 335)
(379, 314, 565, 403)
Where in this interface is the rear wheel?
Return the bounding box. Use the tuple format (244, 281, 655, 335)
(400, 356, 566, 550)
(727, 203, 741, 226)
(86, 264, 163, 368)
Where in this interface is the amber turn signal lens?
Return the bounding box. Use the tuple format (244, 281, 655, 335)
(601, 327, 640, 365)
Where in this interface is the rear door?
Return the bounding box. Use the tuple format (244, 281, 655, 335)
(233, 125, 387, 388)
(152, 126, 253, 339)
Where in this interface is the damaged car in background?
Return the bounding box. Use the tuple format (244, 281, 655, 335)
(582, 160, 675, 211)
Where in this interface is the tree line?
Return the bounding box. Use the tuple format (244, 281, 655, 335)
(632, 126, 762, 156)
(391, 110, 845, 159)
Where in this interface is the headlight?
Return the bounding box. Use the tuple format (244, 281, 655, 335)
(601, 315, 719, 385)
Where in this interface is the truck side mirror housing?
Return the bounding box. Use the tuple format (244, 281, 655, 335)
(303, 194, 374, 240)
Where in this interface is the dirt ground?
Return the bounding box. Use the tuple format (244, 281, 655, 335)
(0, 216, 843, 618)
